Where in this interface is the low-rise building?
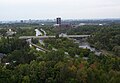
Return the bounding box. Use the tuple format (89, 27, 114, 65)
(6, 29, 16, 36)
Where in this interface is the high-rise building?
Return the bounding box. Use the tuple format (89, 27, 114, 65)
(56, 18, 61, 25)
(20, 20, 24, 23)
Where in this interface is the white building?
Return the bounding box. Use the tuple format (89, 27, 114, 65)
(6, 29, 16, 36)
(59, 33, 67, 37)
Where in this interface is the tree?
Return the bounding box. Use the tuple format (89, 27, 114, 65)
(22, 76, 30, 83)
(112, 46, 120, 56)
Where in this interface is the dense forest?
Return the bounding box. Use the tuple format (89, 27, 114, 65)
(88, 26, 120, 56)
(0, 24, 120, 83)
(0, 37, 120, 83)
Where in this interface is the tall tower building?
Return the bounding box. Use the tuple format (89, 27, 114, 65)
(56, 18, 61, 25)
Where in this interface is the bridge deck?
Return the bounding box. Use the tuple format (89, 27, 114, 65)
(19, 35, 90, 39)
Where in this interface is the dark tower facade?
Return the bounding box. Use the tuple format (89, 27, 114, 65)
(56, 18, 61, 25)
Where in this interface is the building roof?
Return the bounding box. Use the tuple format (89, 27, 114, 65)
(6, 29, 16, 36)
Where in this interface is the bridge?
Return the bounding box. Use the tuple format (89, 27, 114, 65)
(19, 35, 90, 39)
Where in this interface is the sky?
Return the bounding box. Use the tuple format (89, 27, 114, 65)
(0, 0, 120, 21)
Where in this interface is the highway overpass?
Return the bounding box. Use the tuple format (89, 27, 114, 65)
(19, 35, 90, 39)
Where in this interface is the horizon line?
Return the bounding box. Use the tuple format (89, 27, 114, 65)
(1, 17, 120, 22)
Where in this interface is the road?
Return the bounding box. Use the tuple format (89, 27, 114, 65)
(19, 35, 90, 39)
(27, 39, 49, 52)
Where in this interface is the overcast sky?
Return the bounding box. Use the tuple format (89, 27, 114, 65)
(0, 0, 120, 20)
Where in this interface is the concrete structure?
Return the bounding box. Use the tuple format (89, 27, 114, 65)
(19, 35, 90, 39)
(19, 36, 55, 39)
(56, 18, 61, 25)
(27, 39, 48, 52)
(6, 29, 16, 36)
(59, 33, 67, 37)
(35, 29, 42, 36)
(31, 43, 49, 52)
(40, 28, 46, 36)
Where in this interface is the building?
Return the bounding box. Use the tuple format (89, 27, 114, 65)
(20, 20, 24, 23)
(6, 29, 16, 36)
(59, 33, 67, 37)
(56, 18, 61, 25)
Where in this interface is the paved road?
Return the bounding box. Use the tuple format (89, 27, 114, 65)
(27, 39, 49, 52)
(19, 35, 90, 39)
(31, 43, 49, 52)
(19, 36, 55, 39)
